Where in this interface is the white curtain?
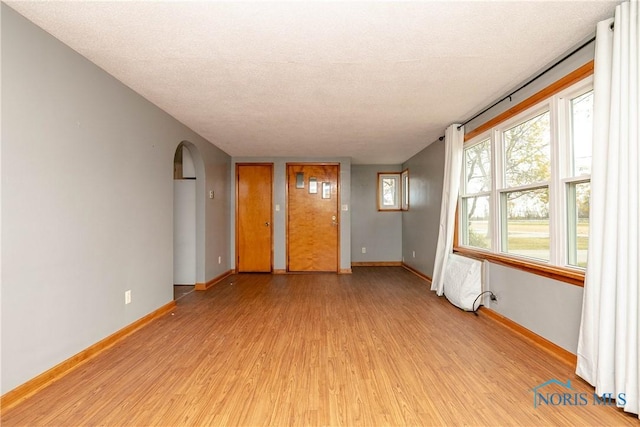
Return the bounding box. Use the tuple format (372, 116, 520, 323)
(431, 124, 464, 295)
(576, 0, 639, 417)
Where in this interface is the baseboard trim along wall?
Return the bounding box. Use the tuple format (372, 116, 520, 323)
(352, 261, 403, 267)
(1, 301, 176, 410)
(399, 262, 575, 365)
(480, 307, 577, 366)
(273, 269, 352, 274)
(195, 269, 234, 291)
(401, 263, 433, 282)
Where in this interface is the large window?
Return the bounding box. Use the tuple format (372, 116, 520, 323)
(458, 77, 593, 274)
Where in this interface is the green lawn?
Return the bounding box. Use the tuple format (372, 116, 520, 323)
(507, 236, 549, 250)
(468, 219, 589, 266)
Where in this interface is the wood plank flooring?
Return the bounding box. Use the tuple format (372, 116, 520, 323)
(174, 285, 195, 301)
(2, 267, 636, 426)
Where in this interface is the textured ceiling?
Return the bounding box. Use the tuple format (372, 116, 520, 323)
(5, 1, 619, 164)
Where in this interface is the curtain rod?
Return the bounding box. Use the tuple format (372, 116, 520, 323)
(456, 35, 596, 130)
(436, 32, 599, 142)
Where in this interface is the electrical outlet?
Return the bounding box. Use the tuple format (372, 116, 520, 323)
(218, 256, 222, 264)
(412, 251, 416, 258)
(125, 290, 131, 305)
(490, 293, 498, 302)
(361, 247, 366, 254)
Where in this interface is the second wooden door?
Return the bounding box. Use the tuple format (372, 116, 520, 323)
(287, 163, 339, 272)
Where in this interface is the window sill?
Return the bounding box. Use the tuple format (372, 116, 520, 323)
(453, 246, 585, 287)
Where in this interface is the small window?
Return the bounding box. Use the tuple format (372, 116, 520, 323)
(377, 173, 401, 211)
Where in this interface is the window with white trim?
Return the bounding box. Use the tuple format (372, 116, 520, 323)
(459, 77, 593, 270)
(378, 173, 401, 210)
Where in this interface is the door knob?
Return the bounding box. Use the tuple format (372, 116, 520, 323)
(265, 222, 270, 227)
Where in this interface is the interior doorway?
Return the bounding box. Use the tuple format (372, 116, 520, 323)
(173, 142, 202, 296)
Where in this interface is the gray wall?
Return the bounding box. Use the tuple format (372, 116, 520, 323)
(351, 165, 402, 263)
(402, 39, 596, 353)
(231, 157, 351, 271)
(1, 5, 231, 394)
(401, 141, 446, 277)
(199, 143, 232, 282)
(485, 263, 585, 353)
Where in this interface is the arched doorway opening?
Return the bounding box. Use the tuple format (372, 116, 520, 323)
(173, 141, 204, 300)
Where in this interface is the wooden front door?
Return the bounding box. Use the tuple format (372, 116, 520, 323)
(236, 164, 273, 272)
(287, 163, 339, 272)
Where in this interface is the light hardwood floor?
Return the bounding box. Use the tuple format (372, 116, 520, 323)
(2, 267, 636, 426)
